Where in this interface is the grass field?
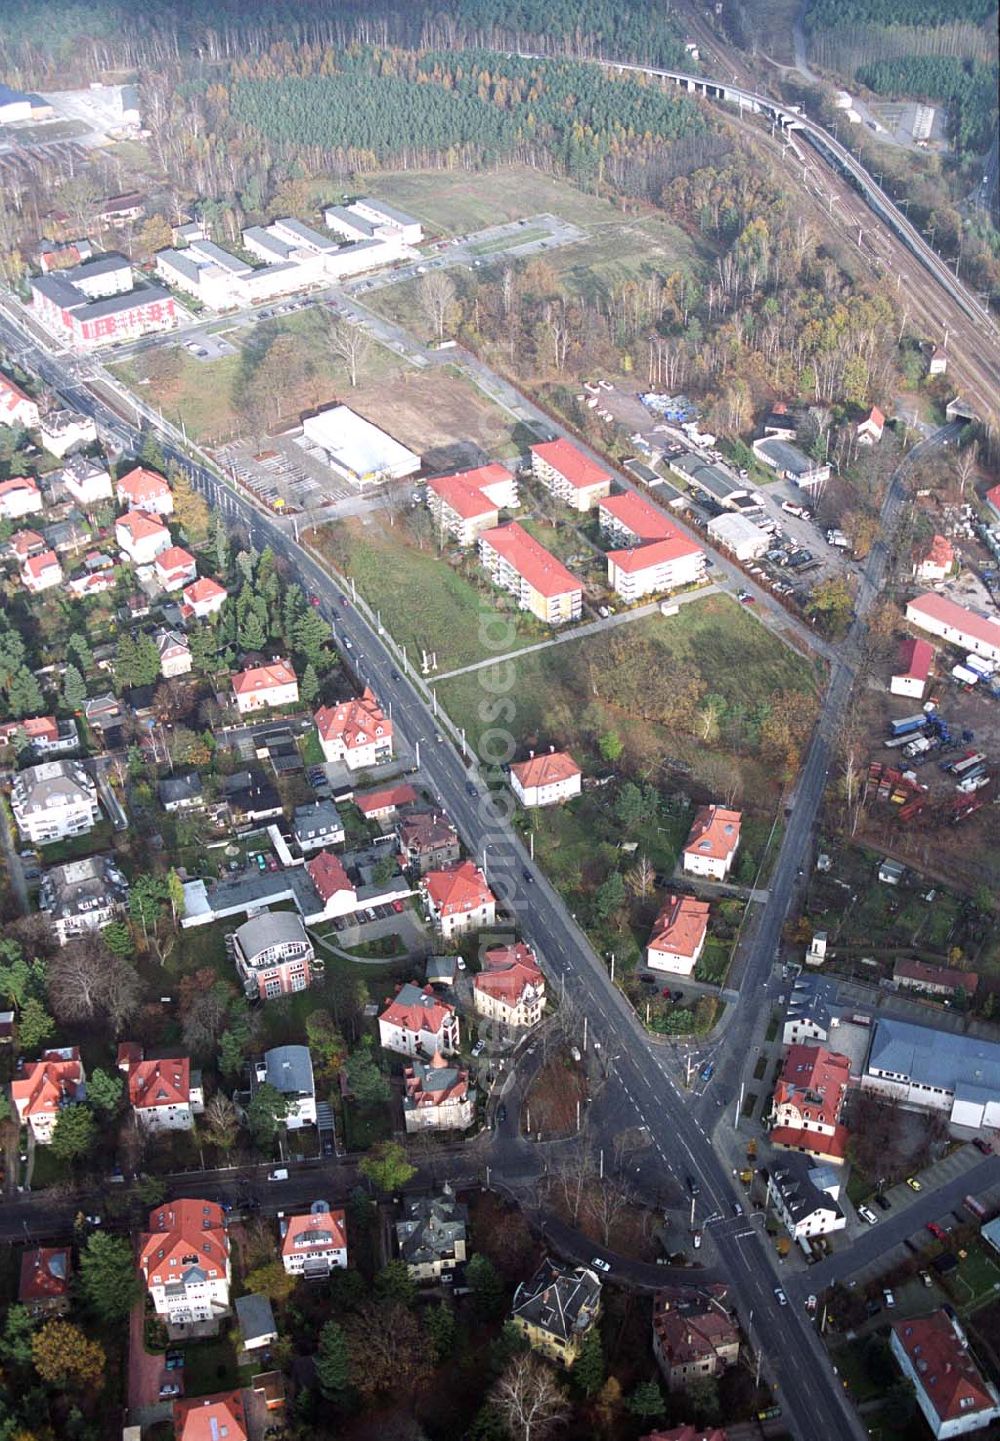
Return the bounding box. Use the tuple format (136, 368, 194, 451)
(435, 595, 820, 793)
(309, 516, 547, 669)
(346, 364, 530, 468)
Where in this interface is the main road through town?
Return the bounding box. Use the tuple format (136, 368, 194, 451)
(0, 299, 964, 1439)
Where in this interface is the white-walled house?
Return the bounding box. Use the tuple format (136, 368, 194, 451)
(281, 1205, 348, 1277)
(510, 751, 582, 808)
(378, 983, 460, 1058)
(0, 476, 43, 520)
(116, 509, 172, 564)
(11, 1048, 86, 1144)
(11, 760, 99, 846)
(314, 688, 393, 768)
(646, 894, 710, 976)
(422, 861, 496, 940)
(123, 1051, 204, 1131)
(253, 1046, 316, 1129)
(231, 659, 299, 714)
(682, 806, 742, 881)
(139, 1200, 230, 1325)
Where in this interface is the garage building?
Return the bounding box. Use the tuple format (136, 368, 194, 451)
(862, 1017, 1000, 1129)
(301, 405, 420, 487)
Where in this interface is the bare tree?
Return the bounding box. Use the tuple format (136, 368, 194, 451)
(586, 1167, 634, 1246)
(201, 1092, 239, 1152)
(327, 318, 373, 389)
(47, 940, 141, 1033)
(956, 440, 979, 502)
(624, 855, 655, 899)
(419, 270, 457, 343)
(490, 1354, 570, 1441)
(550, 1143, 594, 1227)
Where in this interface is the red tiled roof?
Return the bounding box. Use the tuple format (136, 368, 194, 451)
(895, 636, 934, 682)
(866, 406, 885, 428)
(769, 1123, 850, 1161)
(907, 592, 1000, 650)
(307, 849, 353, 903)
(608, 533, 703, 573)
(129, 1057, 191, 1110)
(139, 1199, 228, 1286)
(281, 1207, 347, 1258)
(183, 576, 227, 606)
(174, 1392, 247, 1441)
(356, 783, 417, 816)
(23, 549, 60, 579)
(0, 715, 58, 744)
(0, 476, 40, 502)
(986, 484, 1000, 512)
(117, 509, 169, 543)
(428, 473, 499, 521)
(684, 805, 742, 862)
(480, 522, 580, 599)
(154, 545, 195, 574)
(893, 1312, 998, 1423)
(380, 983, 455, 1033)
(12, 1050, 83, 1122)
(19, 1247, 71, 1304)
(894, 957, 979, 995)
(424, 860, 494, 915)
(599, 491, 674, 541)
(0, 375, 35, 416)
(510, 751, 581, 791)
(404, 1051, 469, 1108)
(117, 466, 171, 505)
(773, 1045, 852, 1130)
(11, 529, 44, 557)
(315, 687, 392, 749)
(476, 943, 544, 1005)
(918, 534, 954, 571)
(649, 894, 710, 960)
(232, 659, 297, 695)
(532, 438, 611, 491)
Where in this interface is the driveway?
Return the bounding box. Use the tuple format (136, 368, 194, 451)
(127, 1298, 174, 1426)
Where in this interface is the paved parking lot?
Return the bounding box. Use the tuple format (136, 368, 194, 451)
(216, 436, 354, 512)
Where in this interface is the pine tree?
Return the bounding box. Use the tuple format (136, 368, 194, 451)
(572, 1329, 605, 1397)
(239, 608, 267, 652)
(6, 668, 43, 717)
(300, 662, 320, 705)
(67, 633, 94, 675)
(316, 1320, 351, 1396)
(62, 663, 87, 712)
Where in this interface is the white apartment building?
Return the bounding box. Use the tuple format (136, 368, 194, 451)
(11, 760, 100, 846)
(139, 1200, 231, 1325)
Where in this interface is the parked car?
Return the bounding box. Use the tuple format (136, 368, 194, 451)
(920, 1270, 933, 1288)
(267, 1168, 289, 1182)
(875, 1193, 891, 1211)
(159, 1382, 181, 1399)
(590, 1257, 611, 1273)
(164, 1351, 184, 1371)
(732, 1202, 743, 1217)
(883, 1288, 896, 1308)
(927, 1221, 948, 1241)
(392, 899, 405, 913)
(522, 868, 534, 884)
(686, 1175, 700, 1196)
(858, 1205, 878, 1226)
(699, 1061, 715, 1083)
(906, 1176, 923, 1192)
(465, 781, 478, 797)
(471, 1039, 485, 1057)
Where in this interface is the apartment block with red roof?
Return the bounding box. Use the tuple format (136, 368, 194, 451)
(769, 1045, 853, 1165)
(474, 942, 546, 1029)
(378, 982, 460, 1058)
(174, 1392, 247, 1441)
(427, 462, 518, 545)
(647, 895, 710, 977)
(510, 750, 582, 808)
(479, 522, 582, 625)
(115, 508, 172, 564)
(231, 659, 299, 714)
(21, 548, 63, 594)
(19, 1247, 71, 1317)
(11, 1047, 86, 1144)
(913, 534, 956, 583)
(0, 476, 43, 520)
(280, 1204, 348, 1276)
(181, 576, 228, 620)
(598, 491, 675, 546)
(116, 465, 174, 516)
(891, 1311, 1000, 1439)
(607, 532, 706, 601)
(404, 1051, 475, 1132)
(422, 859, 496, 939)
(682, 805, 742, 881)
(891, 636, 935, 699)
(139, 1199, 231, 1325)
(905, 592, 1000, 664)
(0, 374, 41, 429)
(314, 687, 393, 767)
(154, 545, 198, 592)
(121, 1048, 204, 1132)
(531, 438, 612, 512)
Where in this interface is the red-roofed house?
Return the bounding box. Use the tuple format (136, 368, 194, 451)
(306, 849, 357, 917)
(68, 569, 116, 599)
(397, 810, 461, 873)
(769, 1045, 853, 1165)
(479, 522, 582, 625)
(423, 860, 496, 939)
(0, 476, 42, 520)
(356, 782, 418, 820)
(682, 806, 741, 881)
(893, 958, 979, 1000)
(231, 659, 299, 714)
(427, 463, 518, 546)
(652, 1286, 740, 1391)
(154, 545, 197, 591)
(475, 942, 546, 1028)
(314, 688, 392, 768)
(891, 636, 935, 699)
(182, 576, 228, 620)
(531, 438, 612, 512)
(116, 465, 174, 516)
(21, 548, 63, 594)
(378, 982, 460, 1057)
(510, 750, 582, 808)
(139, 1199, 230, 1324)
(0, 715, 59, 748)
(857, 406, 885, 445)
(913, 534, 956, 583)
(174, 1393, 248, 1441)
(11, 1047, 85, 1144)
(19, 1247, 71, 1316)
(891, 1311, 1000, 1438)
(0, 375, 40, 429)
(607, 532, 706, 601)
(647, 895, 710, 976)
(280, 1206, 348, 1276)
(115, 509, 171, 564)
(906, 592, 1000, 663)
(10, 529, 45, 562)
(404, 1050, 475, 1132)
(599, 491, 675, 546)
(121, 1049, 204, 1132)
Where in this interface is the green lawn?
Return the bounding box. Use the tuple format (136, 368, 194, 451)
(341, 1098, 393, 1151)
(951, 1243, 1000, 1313)
(180, 1336, 240, 1397)
(310, 517, 547, 670)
